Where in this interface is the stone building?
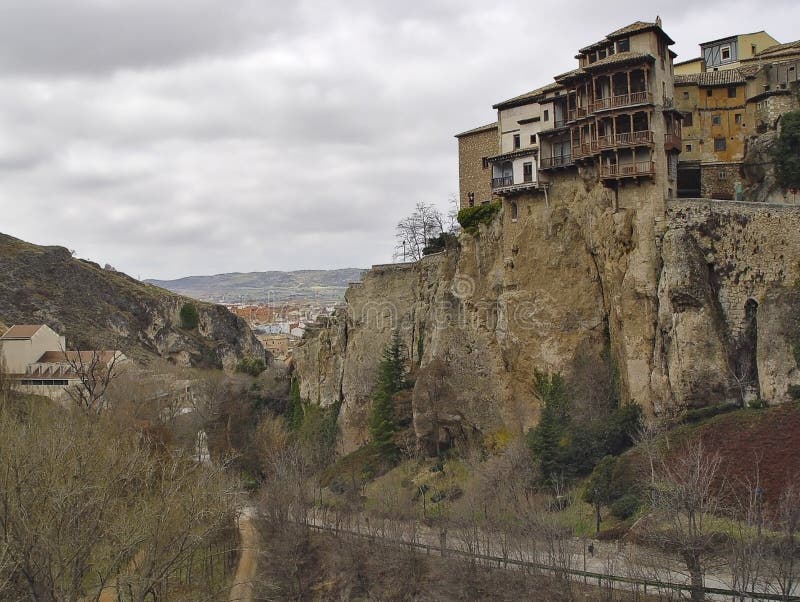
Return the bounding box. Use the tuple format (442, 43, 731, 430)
(455, 122, 499, 209)
(0, 324, 127, 400)
(674, 33, 800, 199)
(456, 19, 682, 225)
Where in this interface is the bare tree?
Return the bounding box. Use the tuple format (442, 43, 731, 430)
(62, 347, 126, 414)
(638, 441, 727, 602)
(394, 202, 445, 262)
(416, 358, 453, 457)
(766, 477, 800, 600)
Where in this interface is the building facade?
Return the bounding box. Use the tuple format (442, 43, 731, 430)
(456, 19, 681, 225)
(455, 122, 500, 209)
(674, 33, 800, 199)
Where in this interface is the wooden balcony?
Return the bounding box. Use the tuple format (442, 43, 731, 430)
(596, 130, 654, 149)
(540, 155, 573, 170)
(599, 160, 655, 179)
(492, 176, 513, 189)
(664, 132, 681, 151)
(590, 91, 652, 114)
(567, 107, 590, 122)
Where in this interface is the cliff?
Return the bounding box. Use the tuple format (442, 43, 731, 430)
(0, 233, 264, 369)
(295, 181, 800, 454)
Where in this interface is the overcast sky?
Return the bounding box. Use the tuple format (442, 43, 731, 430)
(1, 1, 798, 279)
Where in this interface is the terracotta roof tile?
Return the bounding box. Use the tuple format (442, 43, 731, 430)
(756, 40, 800, 58)
(674, 69, 746, 87)
(583, 51, 656, 71)
(493, 82, 563, 109)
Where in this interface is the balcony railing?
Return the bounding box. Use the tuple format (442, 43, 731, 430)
(540, 155, 573, 169)
(590, 91, 652, 113)
(567, 107, 589, 122)
(596, 130, 654, 149)
(599, 160, 655, 178)
(492, 176, 513, 188)
(664, 133, 681, 150)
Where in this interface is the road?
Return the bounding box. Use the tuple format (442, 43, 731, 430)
(229, 506, 259, 602)
(302, 508, 799, 601)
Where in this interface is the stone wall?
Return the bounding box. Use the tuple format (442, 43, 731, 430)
(700, 162, 742, 200)
(457, 125, 499, 209)
(754, 91, 799, 130)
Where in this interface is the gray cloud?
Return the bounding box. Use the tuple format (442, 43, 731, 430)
(1, 0, 799, 278)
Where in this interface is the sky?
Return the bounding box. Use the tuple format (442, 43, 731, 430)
(1, 1, 799, 279)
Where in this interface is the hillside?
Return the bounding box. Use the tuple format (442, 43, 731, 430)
(0, 233, 264, 368)
(146, 268, 365, 304)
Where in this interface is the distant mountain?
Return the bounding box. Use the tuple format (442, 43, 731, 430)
(146, 269, 365, 304)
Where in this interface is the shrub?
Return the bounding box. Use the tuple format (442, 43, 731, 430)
(179, 302, 199, 330)
(457, 202, 501, 235)
(682, 402, 737, 423)
(611, 494, 641, 520)
(422, 232, 458, 255)
(236, 356, 266, 377)
(774, 110, 800, 191)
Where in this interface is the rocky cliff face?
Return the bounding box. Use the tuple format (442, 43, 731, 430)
(295, 183, 800, 453)
(0, 233, 264, 369)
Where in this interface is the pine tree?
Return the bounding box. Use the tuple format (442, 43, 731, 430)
(368, 331, 406, 456)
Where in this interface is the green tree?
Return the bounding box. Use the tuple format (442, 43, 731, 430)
(368, 331, 406, 457)
(180, 302, 200, 329)
(774, 110, 800, 190)
(583, 455, 619, 534)
(527, 370, 570, 482)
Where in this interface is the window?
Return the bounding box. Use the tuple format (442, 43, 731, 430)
(706, 89, 713, 97)
(544, 109, 550, 122)
(735, 113, 742, 125)
(721, 46, 731, 61)
(481, 157, 489, 169)
(714, 137, 726, 152)
(751, 44, 757, 55)
(598, 49, 607, 60)
(682, 112, 693, 127)
(523, 162, 533, 182)
(683, 90, 689, 99)
(727, 86, 737, 98)
(530, 134, 536, 145)
(617, 38, 629, 52)
(717, 170, 727, 180)
(711, 114, 721, 126)
(513, 134, 520, 149)
(686, 144, 692, 152)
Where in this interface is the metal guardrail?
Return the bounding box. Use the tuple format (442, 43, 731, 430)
(307, 522, 800, 601)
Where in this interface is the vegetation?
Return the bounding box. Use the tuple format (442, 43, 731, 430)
(527, 369, 641, 482)
(0, 393, 239, 600)
(236, 355, 266, 376)
(457, 201, 500, 235)
(774, 109, 800, 191)
(368, 331, 407, 459)
(180, 301, 200, 329)
(422, 231, 458, 255)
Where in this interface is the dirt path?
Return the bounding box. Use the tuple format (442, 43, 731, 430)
(229, 507, 259, 602)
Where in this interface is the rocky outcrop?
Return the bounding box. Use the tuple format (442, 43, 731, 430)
(295, 188, 800, 452)
(742, 130, 783, 203)
(0, 233, 264, 369)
